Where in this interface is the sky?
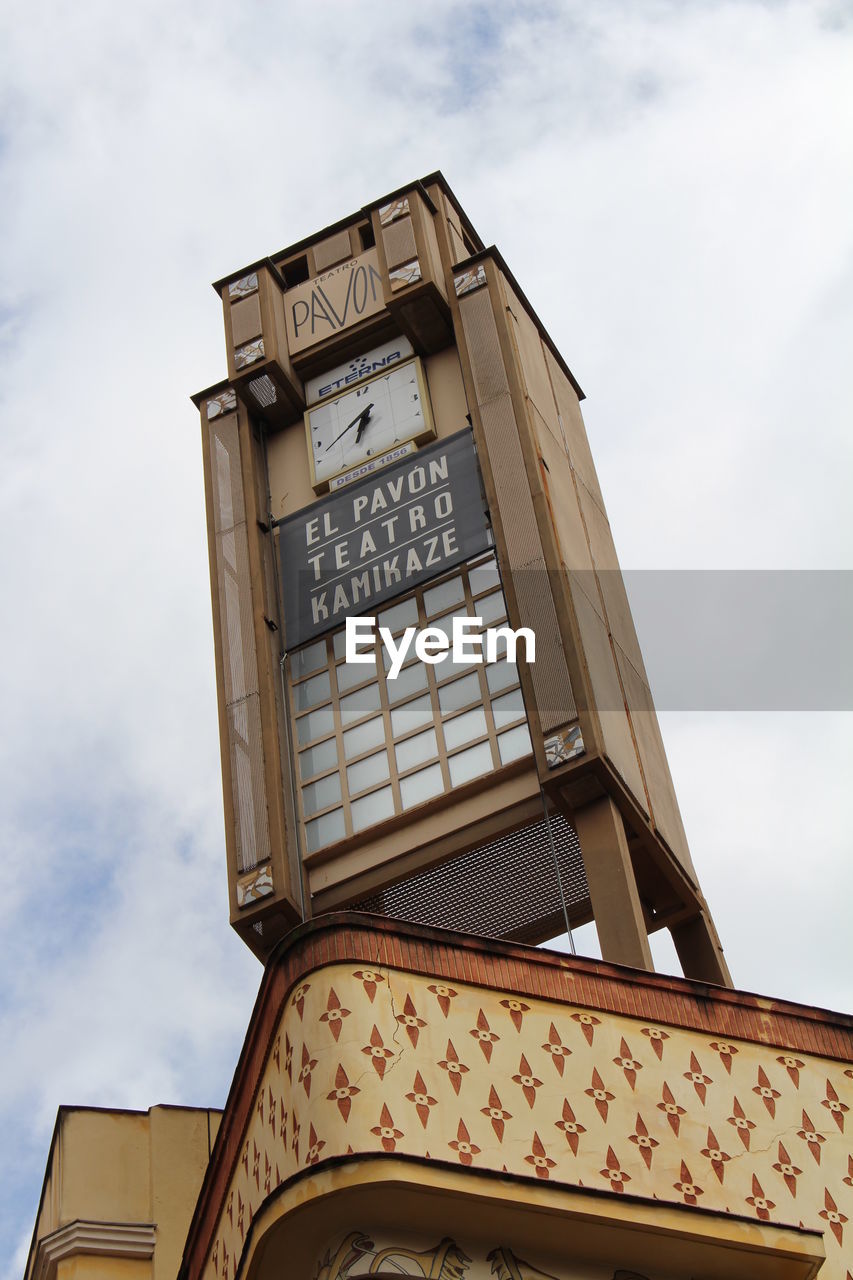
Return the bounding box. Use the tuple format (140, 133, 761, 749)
(1, 0, 852, 1272)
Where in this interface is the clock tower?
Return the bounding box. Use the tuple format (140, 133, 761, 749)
(193, 173, 729, 985)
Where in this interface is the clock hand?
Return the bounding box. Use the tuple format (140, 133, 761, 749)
(355, 403, 374, 444)
(324, 403, 373, 452)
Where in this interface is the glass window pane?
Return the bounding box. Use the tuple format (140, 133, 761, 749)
(486, 628, 509, 660)
(333, 628, 348, 660)
(293, 669, 331, 713)
(343, 715, 385, 760)
(299, 738, 339, 781)
(476, 590, 506, 625)
(336, 655, 377, 692)
(302, 772, 342, 818)
(390, 693, 434, 737)
(430, 610, 465, 646)
(340, 682, 381, 726)
(400, 763, 444, 809)
(386, 660, 428, 704)
(351, 785, 395, 832)
(433, 646, 482, 679)
(443, 705, 488, 751)
(423, 575, 464, 617)
(334, 619, 376, 660)
(448, 741, 493, 787)
(377, 596, 419, 633)
(438, 672, 481, 716)
(347, 750, 390, 794)
(491, 686, 526, 729)
(291, 639, 327, 680)
(469, 556, 500, 597)
(304, 807, 345, 853)
(485, 659, 517, 695)
(296, 704, 334, 745)
(395, 728, 438, 774)
(498, 723, 532, 764)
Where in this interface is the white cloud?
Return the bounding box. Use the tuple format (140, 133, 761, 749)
(1, 2, 851, 1272)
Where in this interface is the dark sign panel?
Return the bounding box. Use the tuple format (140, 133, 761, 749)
(278, 429, 491, 648)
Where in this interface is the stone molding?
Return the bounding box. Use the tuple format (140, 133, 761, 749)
(32, 1219, 156, 1280)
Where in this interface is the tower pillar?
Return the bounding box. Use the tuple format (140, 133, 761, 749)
(573, 796, 654, 971)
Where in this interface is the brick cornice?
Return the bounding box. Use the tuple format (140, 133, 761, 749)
(179, 911, 852, 1280)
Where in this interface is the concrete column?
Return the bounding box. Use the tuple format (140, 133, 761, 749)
(671, 908, 733, 987)
(574, 796, 654, 972)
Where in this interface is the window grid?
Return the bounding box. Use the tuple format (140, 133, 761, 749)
(287, 554, 532, 855)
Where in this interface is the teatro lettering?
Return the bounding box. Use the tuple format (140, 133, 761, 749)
(278, 430, 491, 648)
(285, 248, 385, 353)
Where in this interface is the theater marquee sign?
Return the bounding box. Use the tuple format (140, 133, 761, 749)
(284, 248, 385, 355)
(278, 429, 490, 648)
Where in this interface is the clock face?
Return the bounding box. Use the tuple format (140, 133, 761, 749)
(306, 356, 434, 487)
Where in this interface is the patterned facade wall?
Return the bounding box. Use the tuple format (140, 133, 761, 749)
(206, 963, 852, 1280)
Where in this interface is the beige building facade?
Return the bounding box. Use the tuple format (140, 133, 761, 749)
(24, 1105, 220, 1280)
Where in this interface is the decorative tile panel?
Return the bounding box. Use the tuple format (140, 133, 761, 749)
(545, 725, 585, 768)
(236, 864, 274, 907)
(454, 265, 487, 297)
(379, 197, 410, 226)
(228, 273, 259, 300)
(234, 338, 265, 370)
(389, 259, 422, 291)
(207, 389, 238, 420)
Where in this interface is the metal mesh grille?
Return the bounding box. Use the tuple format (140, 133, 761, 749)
(351, 809, 589, 942)
(249, 374, 277, 407)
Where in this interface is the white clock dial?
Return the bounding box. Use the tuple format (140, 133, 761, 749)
(306, 356, 433, 486)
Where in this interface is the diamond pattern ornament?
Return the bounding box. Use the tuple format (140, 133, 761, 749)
(395, 994, 426, 1048)
(614, 1038, 643, 1091)
(438, 1040, 469, 1095)
(513, 1055, 543, 1109)
(641, 1026, 669, 1060)
(353, 970, 384, 1002)
(481, 1085, 512, 1142)
(627, 1113, 659, 1170)
(753, 1065, 781, 1118)
(657, 1082, 686, 1136)
(823, 1079, 849, 1133)
(554, 1099, 586, 1156)
(371, 1104, 404, 1152)
(683, 1052, 713, 1104)
(727, 1095, 756, 1149)
(470, 1009, 500, 1062)
(541, 1022, 572, 1076)
(798, 1110, 827, 1165)
(449, 1119, 480, 1166)
(327, 1064, 360, 1122)
(319, 989, 351, 1042)
(362, 1025, 394, 1078)
(700, 1127, 731, 1184)
(405, 1071, 438, 1129)
(773, 1141, 803, 1198)
(525, 1132, 556, 1180)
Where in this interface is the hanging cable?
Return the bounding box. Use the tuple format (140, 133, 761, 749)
(540, 786, 575, 955)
